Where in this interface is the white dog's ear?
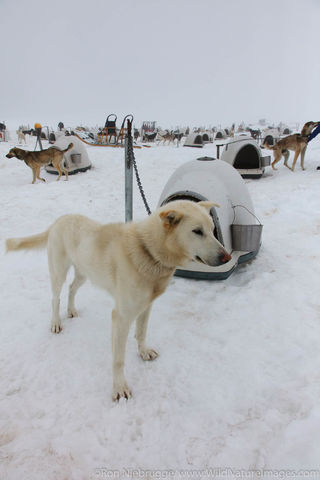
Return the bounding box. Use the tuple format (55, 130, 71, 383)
(198, 201, 220, 211)
(159, 210, 183, 229)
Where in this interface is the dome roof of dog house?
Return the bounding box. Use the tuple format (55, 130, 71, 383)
(158, 158, 261, 279)
(183, 133, 203, 147)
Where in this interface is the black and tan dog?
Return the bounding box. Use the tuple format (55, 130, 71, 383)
(263, 122, 318, 171)
(6, 143, 74, 183)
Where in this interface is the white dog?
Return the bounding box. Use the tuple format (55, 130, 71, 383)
(16, 129, 27, 144)
(6, 200, 231, 400)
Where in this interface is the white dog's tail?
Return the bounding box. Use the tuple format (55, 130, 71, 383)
(6, 230, 49, 253)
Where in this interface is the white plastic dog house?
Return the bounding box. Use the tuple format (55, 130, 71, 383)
(158, 158, 262, 280)
(202, 132, 213, 144)
(262, 128, 280, 146)
(215, 129, 227, 140)
(183, 133, 203, 148)
(45, 135, 92, 175)
(220, 135, 270, 178)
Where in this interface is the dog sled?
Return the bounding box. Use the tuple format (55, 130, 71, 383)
(74, 114, 145, 149)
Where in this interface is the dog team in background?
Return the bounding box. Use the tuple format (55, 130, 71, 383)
(4, 120, 320, 185)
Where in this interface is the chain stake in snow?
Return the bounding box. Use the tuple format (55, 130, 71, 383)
(124, 115, 152, 223)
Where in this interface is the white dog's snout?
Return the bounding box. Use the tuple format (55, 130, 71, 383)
(203, 248, 231, 267)
(219, 249, 232, 264)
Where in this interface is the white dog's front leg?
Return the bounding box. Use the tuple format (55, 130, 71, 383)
(135, 306, 158, 361)
(112, 309, 132, 401)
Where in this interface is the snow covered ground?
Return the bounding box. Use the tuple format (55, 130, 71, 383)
(1, 132, 320, 479)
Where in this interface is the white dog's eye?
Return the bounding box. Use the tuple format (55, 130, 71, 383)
(192, 228, 203, 236)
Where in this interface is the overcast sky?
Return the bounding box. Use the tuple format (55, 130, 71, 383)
(1, 0, 319, 129)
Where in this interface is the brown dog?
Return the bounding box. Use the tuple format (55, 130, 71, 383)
(6, 143, 74, 183)
(263, 122, 318, 171)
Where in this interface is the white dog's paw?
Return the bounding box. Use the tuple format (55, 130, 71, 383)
(112, 383, 132, 401)
(67, 308, 78, 318)
(51, 321, 62, 333)
(139, 348, 159, 361)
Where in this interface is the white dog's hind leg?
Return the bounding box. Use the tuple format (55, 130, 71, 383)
(135, 306, 158, 361)
(111, 309, 133, 401)
(67, 268, 86, 318)
(48, 246, 70, 333)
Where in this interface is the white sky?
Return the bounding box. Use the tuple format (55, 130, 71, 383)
(1, 0, 319, 129)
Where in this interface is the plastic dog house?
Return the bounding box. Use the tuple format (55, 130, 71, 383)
(183, 133, 203, 148)
(262, 128, 280, 146)
(215, 129, 227, 140)
(158, 158, 262, 280)
(45, 135, 92, 175)
(220, 135, 270, 178)
(202, 132, 213, 144)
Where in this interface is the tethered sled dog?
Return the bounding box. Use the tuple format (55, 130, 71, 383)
(6, 200, 231, 400)
(262, 121, 318, 171)
(6, 143, 74, 183)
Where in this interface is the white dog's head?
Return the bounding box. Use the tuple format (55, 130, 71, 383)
(158, 200, 231, 267)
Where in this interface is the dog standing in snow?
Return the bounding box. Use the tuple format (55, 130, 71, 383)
(6, 143, 73, 183)
(263, 121, 318, 171)
(6, 200, 231, 400)
(16, 129, 27, 144)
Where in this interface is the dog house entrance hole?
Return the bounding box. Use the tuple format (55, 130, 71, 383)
(233, 144, 260, 169)
(263, 135, 274, 146)
(194, 135, 203, 145)
(161, 191, 224, 245)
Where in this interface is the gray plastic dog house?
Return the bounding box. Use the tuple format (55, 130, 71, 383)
(158, 158, 262, 280)
(45, 135, 92, 175)
(220, 135, 270, 178)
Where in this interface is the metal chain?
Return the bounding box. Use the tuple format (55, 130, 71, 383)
(127, 133, 152, 215)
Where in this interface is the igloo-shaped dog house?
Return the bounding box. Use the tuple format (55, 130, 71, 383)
(215, 129, 227, 140)
(45, 134, 92, 175)
(183, 133, 203, 148)
(220, 135, 270, 178)
(202, 132, 213, 144)
(158, 158, 262, 280)
(261, 128, 280, 146)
